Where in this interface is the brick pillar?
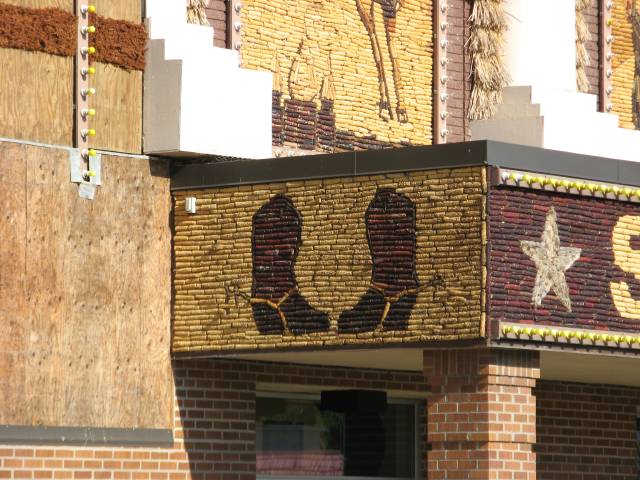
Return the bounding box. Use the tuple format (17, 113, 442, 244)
(424, 349, 540, 479)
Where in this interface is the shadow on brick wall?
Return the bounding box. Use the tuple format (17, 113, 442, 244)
(172, 358, 428, 479)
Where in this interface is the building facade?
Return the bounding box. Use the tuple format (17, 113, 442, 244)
(1, 0, 640, 479)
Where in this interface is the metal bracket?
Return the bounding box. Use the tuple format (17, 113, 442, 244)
(69, 149, 101, 185)
(77, 182, 98, 200)
(69, 149, 102, 200)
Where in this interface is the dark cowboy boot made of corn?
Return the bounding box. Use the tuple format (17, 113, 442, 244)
(251, 194, 330, 335)
(338, 188, 419, 333)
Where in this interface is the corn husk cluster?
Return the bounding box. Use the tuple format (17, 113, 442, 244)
(187, 0, 209, 26)
(576, 0, 592, 92)
(468, 0, 509, 120)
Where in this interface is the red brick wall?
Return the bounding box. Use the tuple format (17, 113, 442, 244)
(447, 0, 472, 143)
(206, 0, 227, 48)
(425, 349, 540, 479)
(536, 380, 640, 479)
(0, 359, 426, 479)
(3, 356, 640, 479)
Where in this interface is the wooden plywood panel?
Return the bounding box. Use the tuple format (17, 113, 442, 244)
(0, 142, 172, 428)
(0, 49, 73, 146)
(24, 146, 76, 424)
(90, 156, 145, 426)
(91, 63, 143, 154)
(138, 160, 173, 427)
(2, 0, 72, 11)
(0, 143, 28, 424)
(93, 0, 140, 22)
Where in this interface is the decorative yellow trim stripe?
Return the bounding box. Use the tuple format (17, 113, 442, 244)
(498, 168, 640, 203)
(500, 322, 640, 350)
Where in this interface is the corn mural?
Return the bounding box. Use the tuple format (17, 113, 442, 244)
(239, 0, 434, 151)
(612, 0, 640, 129)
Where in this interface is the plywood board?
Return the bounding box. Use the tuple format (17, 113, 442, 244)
(0, 48, 73, 146)
(2, 0, 72, 11)
(138, 160, 173, 427)
(0, 143, 28, 423)
(91, 62, 143, 154)
(93, 0, 141, 22)
(24, 145, 76, 424)
(0, 142, 172, 429)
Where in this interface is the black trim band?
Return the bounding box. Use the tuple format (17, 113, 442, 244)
(170, 141, 640, 191)
(0, 425, 174, 447)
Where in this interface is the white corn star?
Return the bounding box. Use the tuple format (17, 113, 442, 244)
(520, 207, 582, 312)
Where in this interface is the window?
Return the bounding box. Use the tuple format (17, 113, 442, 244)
(636, 417, 640, 479)
(256, 393, 418, 480)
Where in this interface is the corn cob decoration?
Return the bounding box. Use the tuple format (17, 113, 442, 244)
(216, 0, 435, 147)
(576, 0, 592, 93)
(612, 0, 640, 129)
(629, 1, 640, 127)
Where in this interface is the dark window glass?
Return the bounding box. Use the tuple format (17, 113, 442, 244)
(256, 395, 415, 479)
(636, 417, 639, 480)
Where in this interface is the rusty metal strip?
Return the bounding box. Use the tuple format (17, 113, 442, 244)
(600, 0, 613, 113)
(433, 0, 448, 144)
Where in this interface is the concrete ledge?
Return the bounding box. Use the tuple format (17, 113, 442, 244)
(0, 425, 174, 447)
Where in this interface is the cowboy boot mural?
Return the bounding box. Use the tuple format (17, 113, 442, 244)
(338, 188, 420, 333)
(251, 194, 330, 335)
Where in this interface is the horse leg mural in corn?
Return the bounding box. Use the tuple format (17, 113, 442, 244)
(630, 0, 640, 129)
(355, 0, 408, 123)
